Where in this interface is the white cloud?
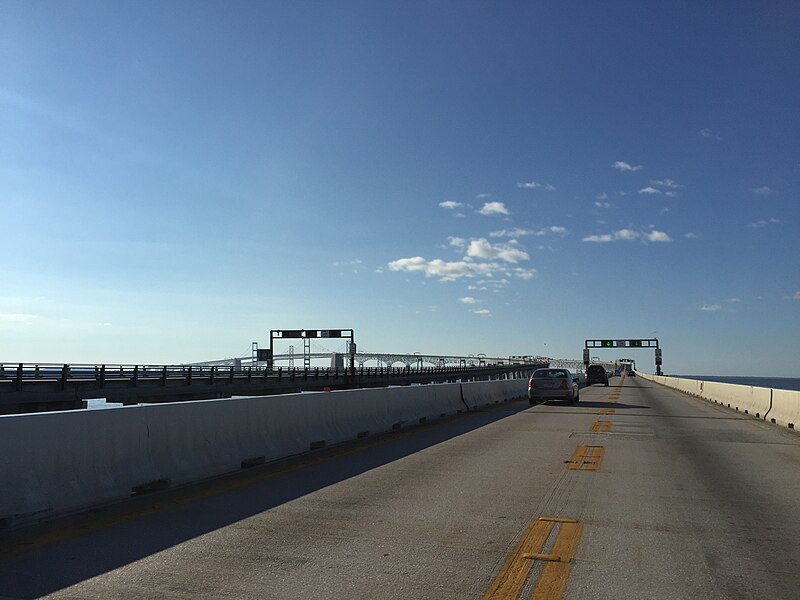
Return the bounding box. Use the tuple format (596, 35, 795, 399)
(701, 304, 722, 312)
(583, 234, 615, 243)
(684, 232, 698, 239)
(651, 179, 681, 189)
(333, 259, 363, 267)
(490, 226, 566, 238)
(583, 228, 675, 243)
(466, 238, 529, 263)
(517, 181, 556, 191)
(595, 201, 611, 209)
(750, 186, 772, 196)
(638, 186, 662, 195)
(665, 191, 678, 198)
(388, 257, 498, 281)
(459, 296, 479, 304)
(616, 229, 640, 240)
(789, 291, 800, 301)
(439, 200, 463, 209)
(448, 236, 466, 248)
(699, 128, 722, 140)
(728, 298, 742, 303)
(479, 201, 510, 216)
(645, 230, 672, 242)
(596, 192, 609, 200)
(613, 161, 644, 172)
(749, 218, 780, 228)
(472, 308, 492, 317)
(512, 268, 537, 280)
(476, 193, 492, 199)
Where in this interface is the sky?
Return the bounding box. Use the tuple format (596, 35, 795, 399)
(1, 1, 798, 376)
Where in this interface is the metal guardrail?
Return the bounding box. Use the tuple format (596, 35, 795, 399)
(0, 361, 546, 414)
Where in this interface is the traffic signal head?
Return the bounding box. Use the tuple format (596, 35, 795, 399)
(630, 340, 642, 347)
(601, 340, 614, 347)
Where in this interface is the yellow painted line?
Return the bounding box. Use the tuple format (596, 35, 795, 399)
(565, 445, 604, 471)
(599, 408, 616, 415)
(530, 520, 582, 599)
(483, 517, 582, 600)
(590, 420, 611, 433)
(482, 518, 554, 599)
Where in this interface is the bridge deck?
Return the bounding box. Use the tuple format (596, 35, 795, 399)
(1, 374, 799, 598)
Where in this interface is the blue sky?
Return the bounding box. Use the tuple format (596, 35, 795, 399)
(1, 1, 798, 376)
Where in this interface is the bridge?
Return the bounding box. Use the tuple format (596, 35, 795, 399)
(1, 371, 798, 598)
(0, 355, 549, 414)
(0, 351, 608, 414)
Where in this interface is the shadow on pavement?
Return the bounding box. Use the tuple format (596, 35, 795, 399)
(0, 400, 528, 599)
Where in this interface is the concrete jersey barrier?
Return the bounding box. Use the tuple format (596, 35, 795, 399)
(637, 372, 799, 430)
(0, 378, 525, 529)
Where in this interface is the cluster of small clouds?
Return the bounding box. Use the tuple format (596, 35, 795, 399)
(700, 293, 800, 312)
(750, 186, 772, 196)
(459, 296, 491, 317)
(583, 229, 672, 243)
(439, 199, 510, 216)
(749, 217, 780, 228)
(388, 235, 536, 284)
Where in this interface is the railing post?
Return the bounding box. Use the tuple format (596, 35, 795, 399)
(133, 365, 139, 385)
(100, 365, 106, 388)
(247, 366, 252, 383)
(229, 366, 234, 383)
(15, 363, 22, 391)
(278, 367, 282, 381)
(61, 364, 69, 390)
(188, 366, 193, 385)
(161, 365, 167, 387)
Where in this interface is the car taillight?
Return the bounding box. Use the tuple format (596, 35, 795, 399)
(528, 380, 535, 389)
(560, 379, 568, 389)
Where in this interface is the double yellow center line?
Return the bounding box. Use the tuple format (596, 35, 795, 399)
(482, 517, 582, 600)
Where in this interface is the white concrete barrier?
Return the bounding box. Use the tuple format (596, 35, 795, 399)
(0, 378, 523, 528)
(638, 372, 798, 428)
(460, 379, 526, 409)
(768, 389, 800, 430)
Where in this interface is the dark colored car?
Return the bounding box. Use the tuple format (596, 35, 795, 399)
(528, 368, 580, 404)
(585, 364, 609, 386)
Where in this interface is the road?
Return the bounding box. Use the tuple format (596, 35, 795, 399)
(1, 374, 799, 599)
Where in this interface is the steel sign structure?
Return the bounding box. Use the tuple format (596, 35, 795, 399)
(584, 338, 663, 375)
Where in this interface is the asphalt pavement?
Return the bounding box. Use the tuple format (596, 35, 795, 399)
(1, 374, 799, 599)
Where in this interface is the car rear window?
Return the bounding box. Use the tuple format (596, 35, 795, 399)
(587, 365, 605, 373)
(533, 369, 568, 378)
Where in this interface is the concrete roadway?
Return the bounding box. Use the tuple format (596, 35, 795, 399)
(1, 374, 799, 599)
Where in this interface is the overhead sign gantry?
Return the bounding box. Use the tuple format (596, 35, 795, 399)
(261, 329, 356, 370)
(584, 338, 662, 375)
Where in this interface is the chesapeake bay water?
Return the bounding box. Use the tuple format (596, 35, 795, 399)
(676, 376, 800, 392)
